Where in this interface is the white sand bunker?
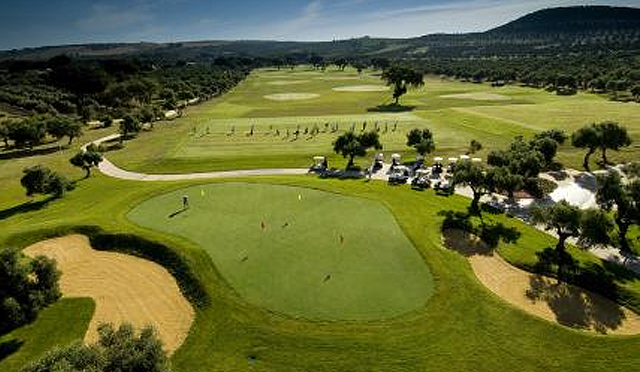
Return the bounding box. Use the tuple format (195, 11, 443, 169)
(24, 235, 194, 354)
(333, 85, 390, 92)
(264, 93, 320, 101)
(266, 80, 310, 86)
(443, 229, 640, 335)
(441, 93, 511, 101)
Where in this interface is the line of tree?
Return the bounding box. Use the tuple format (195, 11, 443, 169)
(0, 115, 82, 150)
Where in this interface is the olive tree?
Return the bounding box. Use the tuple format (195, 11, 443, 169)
(333, 130, 382, 169)
(596, 171, 640, 253)
(406, 128, 435, 157)
(452, 161, 492, 213)
(70, 146, 103, 178)
(381, 66, 424, 105)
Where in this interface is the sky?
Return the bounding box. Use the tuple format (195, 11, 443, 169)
(0, 0, 638, 50)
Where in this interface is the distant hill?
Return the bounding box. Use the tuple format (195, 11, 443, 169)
(489, 6, 640, 35)
(1, 6, 639, 60)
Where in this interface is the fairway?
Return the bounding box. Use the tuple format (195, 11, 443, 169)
(108, 67, 640, 174)
(127, 183, 433, 320)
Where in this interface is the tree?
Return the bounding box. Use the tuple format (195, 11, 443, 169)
(70, 146, 103, 178)
(23, 323, 171, 372)
(119, 115, 141, 142)
(0, 249, 61, 333)
(0, 119, 11, 148)
(20, 165, 72, 198)
(596, 171, 640, 253)
(531, 137, 559, 166)
(631, 84, 640, 102)
(7, 118, 47, 149)
(534, 129, 567, 145)
(381, 67, 424, 105)
(596, 121, 632, 165)
(406, 128, 435, 156)
(333, 130, 382, 169)
(489, 166, 523, 199)
(452, 161, 492, 213)
(531, 201, 612, 254)
(46, 117, 83, 145)
(335, 58, 349, 71)
(468, 139, 482, 155)
(571, 124, 600, 171)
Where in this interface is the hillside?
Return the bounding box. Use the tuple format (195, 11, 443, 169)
(1, 6, 638, 61)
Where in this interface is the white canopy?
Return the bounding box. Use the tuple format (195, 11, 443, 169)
(459, 155, 471, 161)
(472, 157, 482, 162)
(433, 157, 444, 162)
(375, 153, 384, 160)
(448, 157, 458, 162)
(313, 156, 326, 162)
(391, 153, 401, 160)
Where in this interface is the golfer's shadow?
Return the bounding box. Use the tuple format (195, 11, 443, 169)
(168, 208, 188, 218)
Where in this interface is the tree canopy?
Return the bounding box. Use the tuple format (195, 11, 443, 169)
(0, 249, 61, 334)
(406, 128, 435, 156)
(381, 67, 424, 105)
(332, 130, 382, 169)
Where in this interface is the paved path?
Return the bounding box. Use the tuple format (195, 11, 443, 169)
(85, 134, 640, 274)
(86, 134, 309, 181)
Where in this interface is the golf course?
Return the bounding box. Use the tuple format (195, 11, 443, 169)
(1, 66, 639, 372)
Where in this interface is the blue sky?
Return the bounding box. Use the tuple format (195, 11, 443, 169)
(1, 0, 638, 50)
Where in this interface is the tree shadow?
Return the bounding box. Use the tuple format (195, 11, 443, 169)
(0, 197, 55, 221)
(0, 339, 23, 362)
(573, 172, 597, 191)
(367, 104, 416, 113)
(525, 275, 625, 333)
(439, 210, 521, 256)
(0, 145, 63, 160)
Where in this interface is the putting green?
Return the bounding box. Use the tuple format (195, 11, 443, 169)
(128, 183, 433, 320)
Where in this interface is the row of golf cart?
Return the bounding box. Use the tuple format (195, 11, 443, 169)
(386, 154, 482, 193)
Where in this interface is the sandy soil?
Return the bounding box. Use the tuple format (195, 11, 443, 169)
(266, 80, 310, 86)
(263, 93, 320, 101)
(24, 235, 194, 354)
(332, 85, 390, 92)
(440, 92, 511, 101)
(443, 229, 640, 335)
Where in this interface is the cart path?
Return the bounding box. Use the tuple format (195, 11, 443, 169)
(85, 134, 309, 181)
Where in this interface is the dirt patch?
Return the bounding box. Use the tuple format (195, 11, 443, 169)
(333, 85, 390, 92)
(266, 80, 310, 86)
(443, 229, 640, 335)
(24, 235, 194, 354)
(440, 93, 511, 101)
(263, 93, 320, 101)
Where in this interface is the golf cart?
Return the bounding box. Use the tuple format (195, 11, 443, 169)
(372, 153, 384, 171)
(388, 166, 410, 185)
(411, 169, 431, 190)
(391, 153, 402, 168)
(309, 156, 328, 173)
(434, 176, 455, 195)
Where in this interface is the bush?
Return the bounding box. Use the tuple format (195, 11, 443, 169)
(20, 165, 73, 198)
(0, 249, 61, 334)
(22, 323, 171, 372)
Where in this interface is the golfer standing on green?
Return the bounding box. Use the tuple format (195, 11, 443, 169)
(183, 195, 189, 209)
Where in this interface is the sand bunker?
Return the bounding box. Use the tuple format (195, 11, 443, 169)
(441, 93, 511, 101)
(266, 80, 310, 86)
(333, 85, 390, 92)
(263, 93, 320, 101)
(24, 235, 194, 354)
(443, 229, 640, 335)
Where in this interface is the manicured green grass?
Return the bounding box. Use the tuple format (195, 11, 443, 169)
(128, 183, 433, 320)
(1, 173, 640, 371)
(107, 67, 639, 173)
(0, 298, 94, 372)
